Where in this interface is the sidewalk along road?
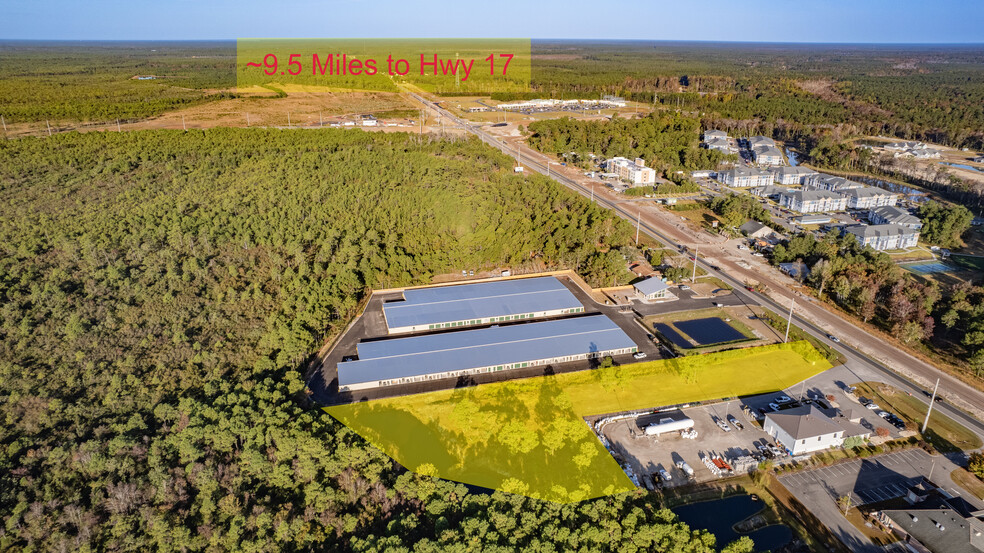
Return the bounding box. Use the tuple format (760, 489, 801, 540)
(404, 91, 984, 443)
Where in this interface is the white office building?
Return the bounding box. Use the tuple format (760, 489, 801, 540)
(778, 189, 848, 213)
(603, 157, 657, 186)
(868, 206, 922, 229)
(804, 174, 864, 192)
(764, 406, 845, 456)
(771, 166, 818, 185)
(718, 166, 774, 188)
(840, 186, 900, 209)
(844, 224, 919, 251)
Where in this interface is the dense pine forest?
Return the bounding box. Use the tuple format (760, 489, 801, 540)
(526, 112, 729, 176)
(0, 128, 758, 552)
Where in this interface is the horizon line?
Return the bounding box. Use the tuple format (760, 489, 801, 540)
(1, 38, 983, 47)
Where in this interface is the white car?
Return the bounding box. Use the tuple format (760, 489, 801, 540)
(679, 285, 690, 290)
(716, 419, 732, 432)
(659, 469, 672, 481)
(768, 402, 781, 411)
(633, 352, 647, 360)
(866, 403, 881, 410)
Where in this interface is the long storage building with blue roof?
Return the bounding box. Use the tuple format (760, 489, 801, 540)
(381, 276, 584, 334)
(337, 314, 637, 391)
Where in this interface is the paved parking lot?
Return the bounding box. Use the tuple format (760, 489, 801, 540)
(778, 448, 983, 553)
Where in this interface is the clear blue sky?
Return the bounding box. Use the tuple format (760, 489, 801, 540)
(3, 0, 983, 43)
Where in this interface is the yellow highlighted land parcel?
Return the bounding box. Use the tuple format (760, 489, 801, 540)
(326, 341, 830, 503)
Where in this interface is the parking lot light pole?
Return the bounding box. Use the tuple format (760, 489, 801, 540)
(922, 378, 940, 433)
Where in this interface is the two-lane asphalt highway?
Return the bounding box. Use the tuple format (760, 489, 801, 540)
(408, 92, 984, 443)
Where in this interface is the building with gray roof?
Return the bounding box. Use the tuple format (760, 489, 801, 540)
(869, 206, 922, 229)
(747, 136, 776, 148)
(337, 315, 638, 391)
(717, 166, 774, 188)
(752, 145, 784, 166)
(382, 277, 583, 334)
(844, 224, 919, 251)
(771, 166, 818, 185)
(739, 220, 773, 239)
(764, 405, 845, 455)
(881, 486, 984, 553)
(804, 174, 865, 192)
(840, 186, 900, 209)
(778, 189, 848, 213)
(633, 277, 670, 300)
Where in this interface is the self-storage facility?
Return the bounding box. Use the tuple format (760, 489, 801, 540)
(381, 276, 584, 334)
(337, 314, 638, 391)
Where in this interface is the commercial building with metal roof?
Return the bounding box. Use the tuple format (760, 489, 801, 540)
(381, 277, 584, 334)
(337, 315, 638, 391)
(633, 277, 670, 300)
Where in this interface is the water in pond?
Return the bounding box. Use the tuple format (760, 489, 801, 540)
(940, 162, 984, 174)
(674, 317, 747, 345)
(851, 176, 927, 199)
(673, 495, 793, 552)
(785, 149, 799, 166)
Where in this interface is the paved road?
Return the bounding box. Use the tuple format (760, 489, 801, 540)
(403, 91, 984, 447)
(779, 449, 982, 553)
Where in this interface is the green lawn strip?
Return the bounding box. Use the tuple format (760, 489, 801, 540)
(950, 468, 984, 500)
(758, 307, 846, 365)
(851, 381, 982, 452)
(949, 254, 984, 272)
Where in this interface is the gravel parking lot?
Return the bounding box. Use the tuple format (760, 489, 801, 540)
(601, 399, 782, 488)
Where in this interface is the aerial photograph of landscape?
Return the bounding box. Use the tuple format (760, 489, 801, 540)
(3, 1, 984, 552)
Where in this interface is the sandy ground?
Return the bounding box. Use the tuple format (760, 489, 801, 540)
(4, 90, 421, 136)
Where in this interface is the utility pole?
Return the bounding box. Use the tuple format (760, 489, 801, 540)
(182, 115, 186, 131)
(691, 244, 699, 282)
(46, 120, 52, 137)
(319, 111, 323, 127)
(287, 112, 291, 128)
(246, 112, 250, 127)
(635, 212, 641, 245)
(590, 185, 594, 203)
(1, 114, 6, 133)
(784, 298, 795, 343)
(922, 378, 940, 433)
(117, 119, 121, 132)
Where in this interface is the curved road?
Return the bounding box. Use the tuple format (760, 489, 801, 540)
(409, 91, 984, 444)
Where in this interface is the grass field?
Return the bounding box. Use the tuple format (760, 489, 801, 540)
(851, 381, 982, 453)
(951, 468, 984, 500)
(327, 341, 831, 503)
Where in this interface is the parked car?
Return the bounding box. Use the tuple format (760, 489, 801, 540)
(866, 403, 881, 410)
(659, 469, 672, 482)
(679, 285, 690, 290)
(775, 395, 793, 404)
(633, 352, 647, 360)
(727, 415, 744, 430)
(768, 402, 781, 411)
(716, 419, 732, 432)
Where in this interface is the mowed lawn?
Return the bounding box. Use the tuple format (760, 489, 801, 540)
(326, 341, 831, 503)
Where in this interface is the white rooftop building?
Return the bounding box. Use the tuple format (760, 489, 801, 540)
(844, 224, 919, 251)
(718, 166, 774, 188)
(603, 157, 656, 186)
(771, 166, 818, 185)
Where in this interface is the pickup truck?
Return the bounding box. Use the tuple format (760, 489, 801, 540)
(727, 415, 744, 430)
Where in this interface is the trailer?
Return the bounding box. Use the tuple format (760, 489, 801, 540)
(644, 412, 695, 436)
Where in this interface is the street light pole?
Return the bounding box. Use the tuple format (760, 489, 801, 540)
(784, 298, 795, 343)
(691, 244, 699, 282)
(922, 378, 940, 433)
